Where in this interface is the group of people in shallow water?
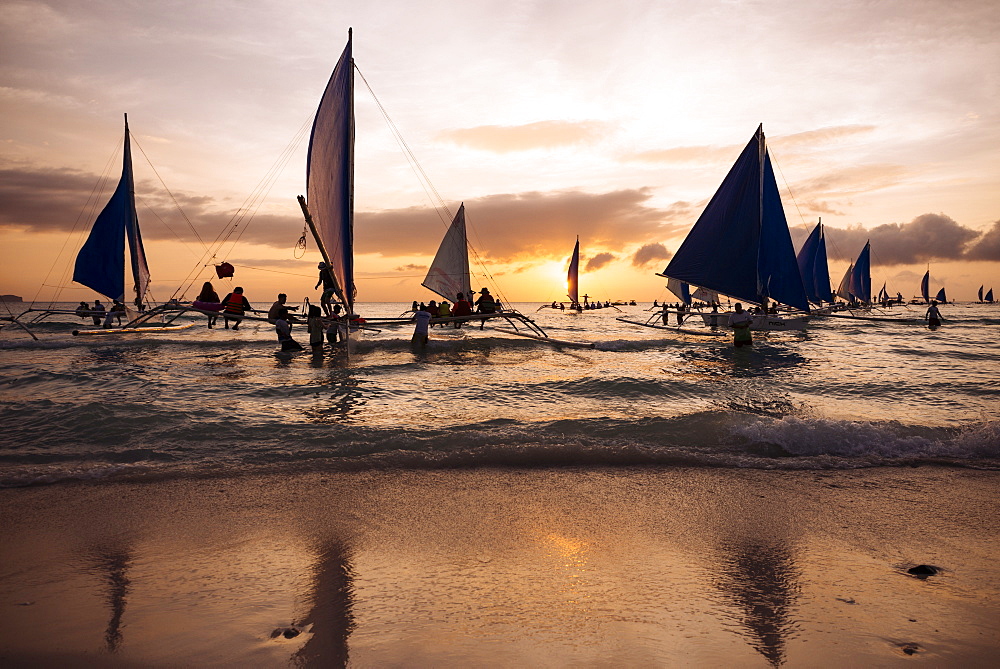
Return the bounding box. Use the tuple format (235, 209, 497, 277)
(410, 289, 502, 350)
(189, 279, 366, 352)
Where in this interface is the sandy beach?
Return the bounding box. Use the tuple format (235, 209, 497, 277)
(1, 466, 997, 667)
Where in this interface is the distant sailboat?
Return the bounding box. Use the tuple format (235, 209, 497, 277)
(659, 125, 809, 330)
(920, 270, 930, 304)
(73, 114, 150, 312)
(795, 219, 833, 306)
(422, 203, 472, 303)
(935, 287, 948, 304)
(567, 237, 581, 307)
(298, 29, 356, 318)
(986, 288, 995, 303)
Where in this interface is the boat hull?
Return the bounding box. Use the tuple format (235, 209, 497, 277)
(700, 313, 809, 331)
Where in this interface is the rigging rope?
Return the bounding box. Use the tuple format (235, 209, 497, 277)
(356, 65, 516, 309)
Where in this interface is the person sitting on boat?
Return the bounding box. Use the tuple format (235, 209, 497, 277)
(453, 293, 473, 316)
(451, 293, 473, 328)
(427, 300, 438, 325)
(315, 262, 336, 317)
(90, 299, 106, 326)
(411, 303, 432, 351)
(194, 281, 222, 328)
(221, 287, 251, 330)
(103, 300, 126, 328)
(475, 288, 496, 314)
(267, 293, 298, 325)
(275, 307, 302, 351)
(728, 303, 753, 347)
(439, 300, 452, 318)
(925, 300, 942, 328)
(75, 301, 90, 319)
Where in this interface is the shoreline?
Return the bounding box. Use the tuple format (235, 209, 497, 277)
(2, 466, 998, 666)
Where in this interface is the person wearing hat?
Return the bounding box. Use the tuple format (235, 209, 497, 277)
(315, 262, 336, 317)
(474, 288, 496, 314)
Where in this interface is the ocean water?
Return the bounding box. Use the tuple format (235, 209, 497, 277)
(1, 301, 998, 487)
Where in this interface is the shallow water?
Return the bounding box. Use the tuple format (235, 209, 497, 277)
(1, 301, 998, 486)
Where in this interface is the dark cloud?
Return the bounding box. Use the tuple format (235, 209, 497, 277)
(361, 188, 682, 261)
(437, 120, 611, 153)
(0, 164, 303, 248)
(394, 263, 428, 272)
(632, 243, 671, 268)
(0, 164, 685, 262)
(822, 213, 982, 264)
(964, 220, 1000, 261)
(585, 252, 615, 271)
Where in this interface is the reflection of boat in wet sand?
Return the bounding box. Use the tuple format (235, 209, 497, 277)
(715, 537, 798, 667)
(656, 125, 811, 332)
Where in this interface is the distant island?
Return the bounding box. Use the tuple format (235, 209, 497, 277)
(0, 295, 24, 303)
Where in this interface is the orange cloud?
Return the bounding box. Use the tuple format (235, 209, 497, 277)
(437, 120, 611, 152)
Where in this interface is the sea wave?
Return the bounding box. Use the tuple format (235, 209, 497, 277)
(2, 413, 997, 488)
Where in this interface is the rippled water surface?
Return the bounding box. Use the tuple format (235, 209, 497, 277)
(1, 302, 998, 486)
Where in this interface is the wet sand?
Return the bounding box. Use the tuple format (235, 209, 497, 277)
(1, 467, 998, 667)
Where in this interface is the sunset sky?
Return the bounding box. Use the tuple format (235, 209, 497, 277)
(2, 0, 998, 306)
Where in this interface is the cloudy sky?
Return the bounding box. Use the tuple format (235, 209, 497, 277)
(1, 0, 998, 305)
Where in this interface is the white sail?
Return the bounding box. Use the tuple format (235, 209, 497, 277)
(691, 286, 719, 304)
(422, 203, 472, 302)
(836, 263, 854, 301)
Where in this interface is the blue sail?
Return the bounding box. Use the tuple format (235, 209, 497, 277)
(661, 125, 809, 312)
(73, 115, 148, 303)
(920, 270, 930, 303)
(935, 287, 947, 303)
(795, 221, 833, 305)
(986, 288, 994, 302)
(306, 30, 355, 313)
(848, 241, 871, 303)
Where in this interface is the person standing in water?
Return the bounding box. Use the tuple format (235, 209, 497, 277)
(728, 302, 753, 347)
(925, 300, 942, 328)
(411, 303, 432, 351)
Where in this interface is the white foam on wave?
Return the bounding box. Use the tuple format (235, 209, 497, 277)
(732, 416, 1000, 461)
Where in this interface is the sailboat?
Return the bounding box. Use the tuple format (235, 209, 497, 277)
(73, 114, 151, 314)
(849, 241, 872, 304)
(293, 32, 557, 345)
(567, 237, 582, 310)
(2, 116, 198, 339)
(298, 30, 355, 319)
(422, 203, 473, 305)
(935, 287, 948, 304)
(918, 269, 931, 304)
(659, 125, 810, 331)
(986, 288, 995, 303)
(795, 219, 833, 308)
